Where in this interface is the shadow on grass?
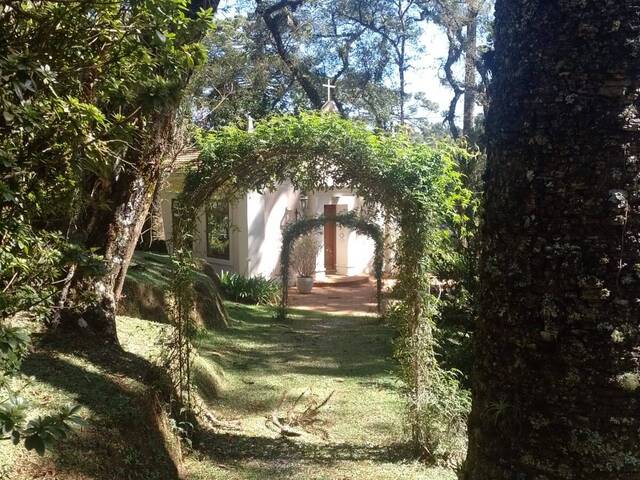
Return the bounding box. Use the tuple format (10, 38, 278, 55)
(204, 303, 396, 380)
(196, 429, 415, 463)
(19, 336, 180, 480)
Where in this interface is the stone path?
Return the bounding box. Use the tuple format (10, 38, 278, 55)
(288, 278, 381, 316)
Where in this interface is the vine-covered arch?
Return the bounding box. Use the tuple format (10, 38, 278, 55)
(176, 112, 471, 455)
(279, 212, 384, 317)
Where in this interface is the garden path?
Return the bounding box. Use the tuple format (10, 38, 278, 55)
(288, 279, 380, 316)
(187, 303, 452, 480)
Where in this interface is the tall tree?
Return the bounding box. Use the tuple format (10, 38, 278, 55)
(66, 0, 219, 343)
(465, 1, 640, 478)
(210, 0, 432, 128)
(461, 1, 478, 137)
(1, 1, 219, 344)
(431, 0, 490, 139)
(341, 0, 426, 125)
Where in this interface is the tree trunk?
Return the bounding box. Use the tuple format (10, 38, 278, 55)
(462, 5, 477, 137)
(58, 0, 218, 344)
(465, 1, 640, 478)
(63, 112, 175, 344)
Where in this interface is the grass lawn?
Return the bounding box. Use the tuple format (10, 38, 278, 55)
(0, 302, 454, 479)
(186, 303, 455, 480)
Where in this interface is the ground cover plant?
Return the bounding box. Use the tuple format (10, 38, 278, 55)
(217, 272, 281, 305)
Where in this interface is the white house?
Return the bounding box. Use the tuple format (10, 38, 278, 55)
(158, 151, 379, 281)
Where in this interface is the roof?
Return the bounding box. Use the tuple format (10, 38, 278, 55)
(173, 147, 200, 172)
(321, 100, 339, 114)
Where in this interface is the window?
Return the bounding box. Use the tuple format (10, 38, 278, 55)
(171, 198, 181, 241)
(206, 200, 230, 260)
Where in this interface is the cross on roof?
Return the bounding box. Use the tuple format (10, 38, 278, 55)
(323, 78, 336, 102)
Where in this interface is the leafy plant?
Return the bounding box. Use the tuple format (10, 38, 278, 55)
(217, 271, 281, 306)
(0, 324, 84, 455)
(290, 234, 320, 278)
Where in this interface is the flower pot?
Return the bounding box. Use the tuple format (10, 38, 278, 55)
(296, 276, 314, 294)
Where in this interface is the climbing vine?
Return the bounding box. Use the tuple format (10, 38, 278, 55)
(279, 212, 384, 317)
(175, 111, 472, 460)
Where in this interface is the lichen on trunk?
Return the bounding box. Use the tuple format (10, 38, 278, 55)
(62, 111, 176, 344)
(464, 1, 640, 478)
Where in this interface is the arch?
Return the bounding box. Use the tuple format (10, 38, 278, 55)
(279, 212, 384, 318)
(175, 112, 471, 454)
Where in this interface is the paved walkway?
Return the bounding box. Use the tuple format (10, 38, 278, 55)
(288, 278, 384, 316)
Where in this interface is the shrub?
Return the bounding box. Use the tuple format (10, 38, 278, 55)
(0, 324, 84, 455)
(414, 368, 471, 468)
(290, 234, 320, 278)
(217, 272, 280, 305)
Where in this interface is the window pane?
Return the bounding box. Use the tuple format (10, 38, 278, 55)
(206, 200, 230, 260)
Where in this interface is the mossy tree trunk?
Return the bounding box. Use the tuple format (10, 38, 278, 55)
(61, 0, 221, 344)
(86, 113, 175, 343)
(465, 1, 640, 478)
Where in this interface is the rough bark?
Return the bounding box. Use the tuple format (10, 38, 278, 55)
(465, 1, 640, 478)
(63, 111, 175, 343)
(462, 6, 477, 137)
(59, 0, 218, 344)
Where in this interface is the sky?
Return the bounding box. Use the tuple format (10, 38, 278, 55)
(406, 23, 462, 122)
(216, 0, 464, 125)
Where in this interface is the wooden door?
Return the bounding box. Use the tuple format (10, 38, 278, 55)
(324, 204, 337, 274)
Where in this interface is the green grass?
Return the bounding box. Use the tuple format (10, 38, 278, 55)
(126, 251, 210, 290)
(186, 303, 455, 480)
(1, 303, 455, 479)
(121, 251, 228, 328)
(0, 318, 181, 480)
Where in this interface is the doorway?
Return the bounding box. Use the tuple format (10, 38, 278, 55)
(324, 204, 337, 274)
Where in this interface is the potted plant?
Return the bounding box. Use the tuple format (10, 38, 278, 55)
(291, 234, 320, 294)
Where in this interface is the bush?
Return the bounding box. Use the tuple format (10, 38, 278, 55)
(414, 367, 471, 468)
(290, 234, 320, 278)
(217, 272, 280, 305)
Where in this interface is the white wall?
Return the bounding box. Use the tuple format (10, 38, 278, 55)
(159, 170, 377, 280)
(246, 182, 300, 279)
(308, 191, 377, 278)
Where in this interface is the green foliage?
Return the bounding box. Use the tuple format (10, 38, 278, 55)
(0, 326, 30, 377)
(177, 111, 473, 461)
(414, 368, 471, 467)
(0, 324, 84, 456)
(0, 220, 63, 321)
(206, 0, 434, 128)
(217, 271, 281, 306)
(1, 0, 215, 448)
(187, 15, 293, 127)
(1, 0, 214, 321)
(15, 404, 85, 456)
(165, 248, 199, 412)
